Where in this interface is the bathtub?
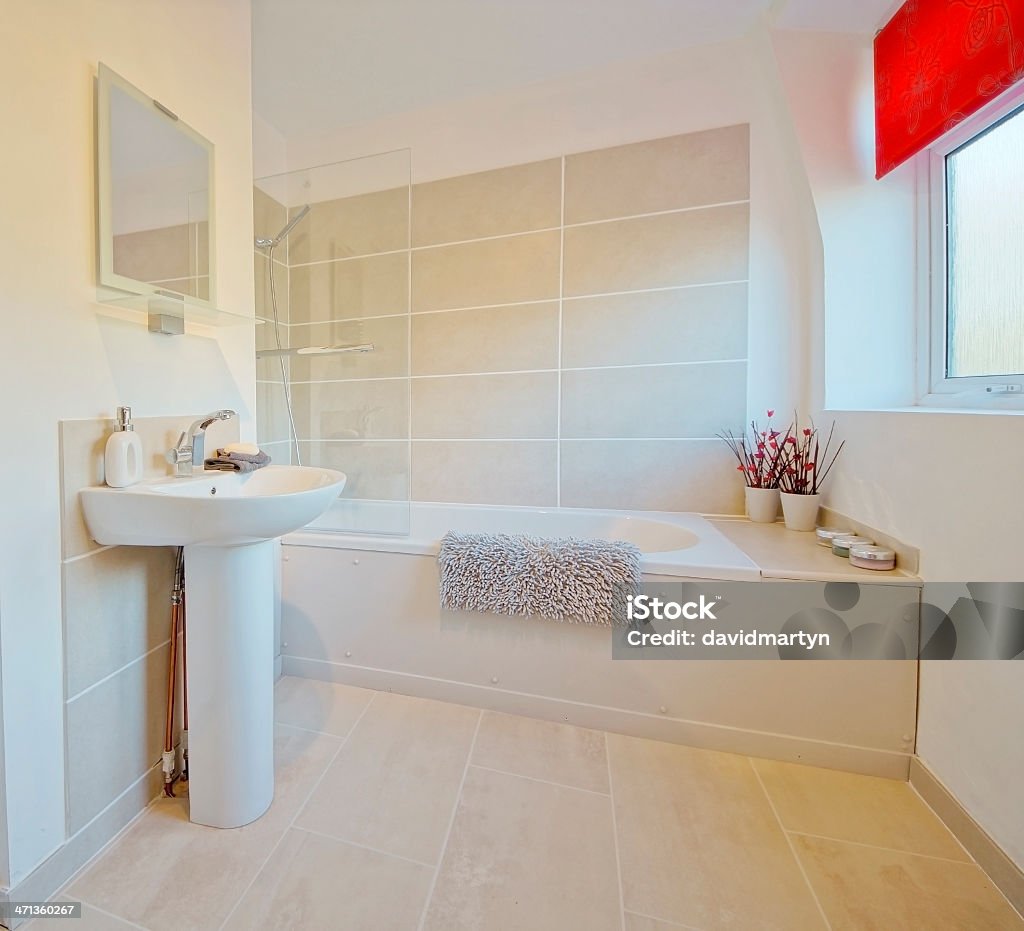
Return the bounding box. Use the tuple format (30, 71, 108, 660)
(290, 501, 761, 580)
(279, 501, 917, 779)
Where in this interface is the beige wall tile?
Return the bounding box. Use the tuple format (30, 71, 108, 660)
(254, 185, 287, 245)
(289, 316, 408, 382)
(291, 379, 408, 440)
(793, 834, 1024, 931)
(608, 735, 824, 928)
(565, 125, 750, 223)
(274, 676, 374, 737)
(412, 230, 560, 312)
(288, 187, 408, 264)
(413, 372, 557, 439)
(560, 440, 743, 513)
(423, 766, 620, 931)
(753, 759, 968, 860)
(563, 284, 748, 368)
(113, 224, 191, 284)
(562, 362, 746, 438)
(472, 711, 609, 793)
(254, 252, 288, 323)
(288, 252, 408, 324)
(411, 302, 559, 375)
(60, 418, 109, 559)
(295, 692, 479, 864)
(225, 828, 433, 931)
(563, 203, 749, 297)
(65, 645, 169, 834)
(64, 546, 176, 699)
(256, 381, 292, 445)
(299, 440, 409, 501)
(412, 158, 561, 247)
(69, 726, 342, 930)
(413, 441, 557, 506)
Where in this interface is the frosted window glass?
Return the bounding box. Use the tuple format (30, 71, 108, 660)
(945, 106, 1024, 378)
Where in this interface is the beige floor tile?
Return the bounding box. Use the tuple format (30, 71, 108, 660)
(274, 675, 374, 737)
(472, 711, 609, 793)
(624, 912, 700, 931)
(224, 828, 433, 931)
(608, 734, 825, 930)
(793, 834, 1024, 931)
(753, 758, 967, 860)
(24, 899, 138, 930)
(423, 766, 620, 931)
(68, 726, 340, 931)
(295, 692, 479, 864)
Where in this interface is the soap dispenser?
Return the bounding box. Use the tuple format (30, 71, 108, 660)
(104, 406, 143, 488)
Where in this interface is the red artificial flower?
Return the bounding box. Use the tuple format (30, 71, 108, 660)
(785, 436, 797, 445)
(804, 462, 815, 471)
(766, 409, 775, 417)
(802, 427, 812, 436)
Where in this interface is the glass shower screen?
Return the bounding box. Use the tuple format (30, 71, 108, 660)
(254, 149, 412, 535)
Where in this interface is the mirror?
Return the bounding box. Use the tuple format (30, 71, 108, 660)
(97, 63, 215, 307)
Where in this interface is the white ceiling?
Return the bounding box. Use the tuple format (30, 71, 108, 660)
(252, 0, 898, 140)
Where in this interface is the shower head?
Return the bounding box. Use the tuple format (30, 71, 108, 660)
(255, 204, 311, 249)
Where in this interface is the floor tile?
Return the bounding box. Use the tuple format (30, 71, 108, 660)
(25, 899, 138, 930)
(68, 726, 340, 931)
(753, 758, 967, 860)
(608, 734, 825, 930)
(624, 912, 700, 931)
(224, 828, 433, 930)
(295, 692, 480, 865)
(274, 675, 374, 737)
(471, 711, 609, 793)
(793, 834, 1024, 930)
(423, 766, 621, 931)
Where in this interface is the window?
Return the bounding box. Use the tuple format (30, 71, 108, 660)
(927, 92, 1024, 403)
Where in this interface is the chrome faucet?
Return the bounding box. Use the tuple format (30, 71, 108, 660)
(166, 410, 236, 477)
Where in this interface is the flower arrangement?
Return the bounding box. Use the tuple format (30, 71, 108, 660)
(720, 411, 844, 495)
(718, 410, 789, 489)
(776, 418, 844, 496)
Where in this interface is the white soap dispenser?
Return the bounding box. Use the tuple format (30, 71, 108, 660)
(104, 406, 143, 488)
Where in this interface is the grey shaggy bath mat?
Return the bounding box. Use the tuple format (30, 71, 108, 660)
(439, 531, 642, 626)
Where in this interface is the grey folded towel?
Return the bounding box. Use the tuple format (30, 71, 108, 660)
(439, 531, 642, 626)
(204, 448, 272, 473)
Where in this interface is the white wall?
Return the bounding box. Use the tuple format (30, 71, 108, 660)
(0, 0, 255, 885)
(768, 29, 1024, 869)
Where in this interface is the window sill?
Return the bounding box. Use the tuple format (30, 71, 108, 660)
(823, 404, 1024, 417)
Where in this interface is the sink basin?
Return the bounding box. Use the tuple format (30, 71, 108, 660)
(81, 465, 346, 546)
(79, 464, 345, 830)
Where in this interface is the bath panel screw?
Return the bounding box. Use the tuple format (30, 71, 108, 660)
(490, 676, 499, 684)
(345, 650, 352, 658)
(353, 559, 360, 565)
(659, 706, 668, 714)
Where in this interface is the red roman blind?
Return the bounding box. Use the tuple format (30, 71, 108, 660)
(874, 0, 1024, 178)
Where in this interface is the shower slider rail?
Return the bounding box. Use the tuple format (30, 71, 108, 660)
(255, 343, 375, 359)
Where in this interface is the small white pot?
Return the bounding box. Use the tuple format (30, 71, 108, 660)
(780, 492, 821, 532)
(745, 486, 780, 523)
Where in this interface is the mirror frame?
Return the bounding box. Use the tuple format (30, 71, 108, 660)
(96, 63, 217, 309)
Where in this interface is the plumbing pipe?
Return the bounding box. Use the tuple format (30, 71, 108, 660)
(181, 579, 189, 782)
(163, 548, 184, 797)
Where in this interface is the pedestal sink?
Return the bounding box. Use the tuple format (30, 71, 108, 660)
(81, 466, 345, 828)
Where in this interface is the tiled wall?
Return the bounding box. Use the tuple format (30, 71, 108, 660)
(112, 220, 210, 300)
(58, 414, 237, 834)
(255, 125, 749, 513)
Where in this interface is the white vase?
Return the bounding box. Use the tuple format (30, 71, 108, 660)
(780, 492, 821, 531)
(745, 486, 780, 523)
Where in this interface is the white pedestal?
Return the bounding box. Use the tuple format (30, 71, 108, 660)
(184, 540, 275, 828)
